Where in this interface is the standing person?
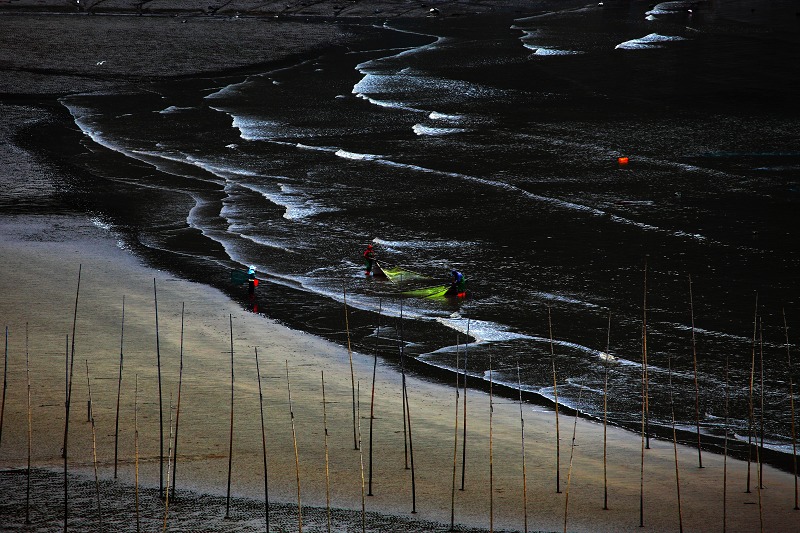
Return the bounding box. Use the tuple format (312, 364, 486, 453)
(248, 265, 257, 297)
(449, 269, 467, 297)
(363, 244, 376, 276)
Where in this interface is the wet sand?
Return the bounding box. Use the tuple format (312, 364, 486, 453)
(2, 214, 799, 531)
(2, 3, 800, 532)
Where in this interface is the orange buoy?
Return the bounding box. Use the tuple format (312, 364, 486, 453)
(618, 156, 629, 165)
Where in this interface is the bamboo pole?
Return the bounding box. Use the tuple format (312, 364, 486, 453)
(547, 307, 561, 493)
(85, 360, 103, 530)
(450, 335, 460, 532)
(639, 258, 649, 527)
(25, 323, 31, 525)
(563, 385, 584, 533)
(255, 347, 270, 532)
(368, 298, 381, 497)
(643, 259, 650, 450)
(688, 274, 703, 468)
(225, 314, 234, 519)
(756, 321, 764, 532)
(170, 303, 185, 501)
(63, 333, 69, 532)
(759, 318, 765, 490)
(135, 375, 140, 533)
(668, 352, 684, 532)
(515, 362, 528, 532)
(403, 333, 417, 514)
(460, 318, 470, 491)
(344, 283, 358, 450)
(322, 371, 331, 533)
(723, 353, 729, 533)
(63, 264, 81, 533)
(163, 394, 173, 532)
(397, 297, 417, 513)
(287, 360, 303, 532)
(640, 342, 646, 522)
(154, 278, 164, 498)
(0, 325, 7, 447)
(114, 296, 125, 479)
(783, 308, 799, 510)
(358, 382, 366, 533)
(747, 292, 759, 493)
(400, 298, 409, 471)
(489, 353, 494, 533)
(603, 311, 611, 511)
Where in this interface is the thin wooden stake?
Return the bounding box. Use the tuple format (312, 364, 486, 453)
(564, 384, 584, 533)
(643, 259, 650, 450)
(25, 323, 31, 525)
(396, 299, 417, 512)
(460, 318, 470, 491)
(86, 360, 103, 530)
(135, 374, 140, 533)
(63, 264, 81, 533)
(783, 309, 799, 510)
(548, 307, 561, 493)
(450, 335, 460, 532)
(668, 353, 684, 532)
(0, 325, 7, 447)
(63, 334, 69, 532)
(154, 278, 164, 498)
(402, 327, 417, 514)
(368, 298, 381, 497)
(65, 334, 68, 407)
(603, 310, 611, 511)
(489, 352, 494, 533)
(171, 303, 185, 501)
(344, 283, 358, 450)
(399, 298, 409, 470)
(688, 274, 703, 468)
(517, 362, 528, 533)
(225, 314, 234, 519)
(322, 371, 331, 533)
(114, 296, 125, 479)
(287, 360, 303, 532)
(747, 292, 759, 493)
(759, 318, 765, 490)
(723, 353, 729, 533)
(255, 348, 270, 532)
(756, 319, 764, 532)
(163, 394, 173, 532)
(639, 258, 649, 527)
(358, 382, 366, 533)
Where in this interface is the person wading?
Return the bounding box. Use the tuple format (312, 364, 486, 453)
(449, 269, 467, 297)
(248, 265, 257, 297)
(363, 244, 376, 276)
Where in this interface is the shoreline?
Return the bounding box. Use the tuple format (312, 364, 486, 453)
(13, 97, 798, 479)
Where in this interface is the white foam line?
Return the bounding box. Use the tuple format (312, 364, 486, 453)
(236, 233, 301, 254)
(380, 156, 707, 241)
(275, 137, 709, 243)
(205, 58, 318, 100)
(372, 237, 478, 250)
(530, 291, 603, 309)
(353, 92, 428, 114)
(436, 317, 532, 344)
(658, 321, 752, 343)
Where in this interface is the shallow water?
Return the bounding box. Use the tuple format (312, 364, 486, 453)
(57, 2, 800, 466)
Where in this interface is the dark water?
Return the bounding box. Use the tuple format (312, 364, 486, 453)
(56, 1, 800, 466)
